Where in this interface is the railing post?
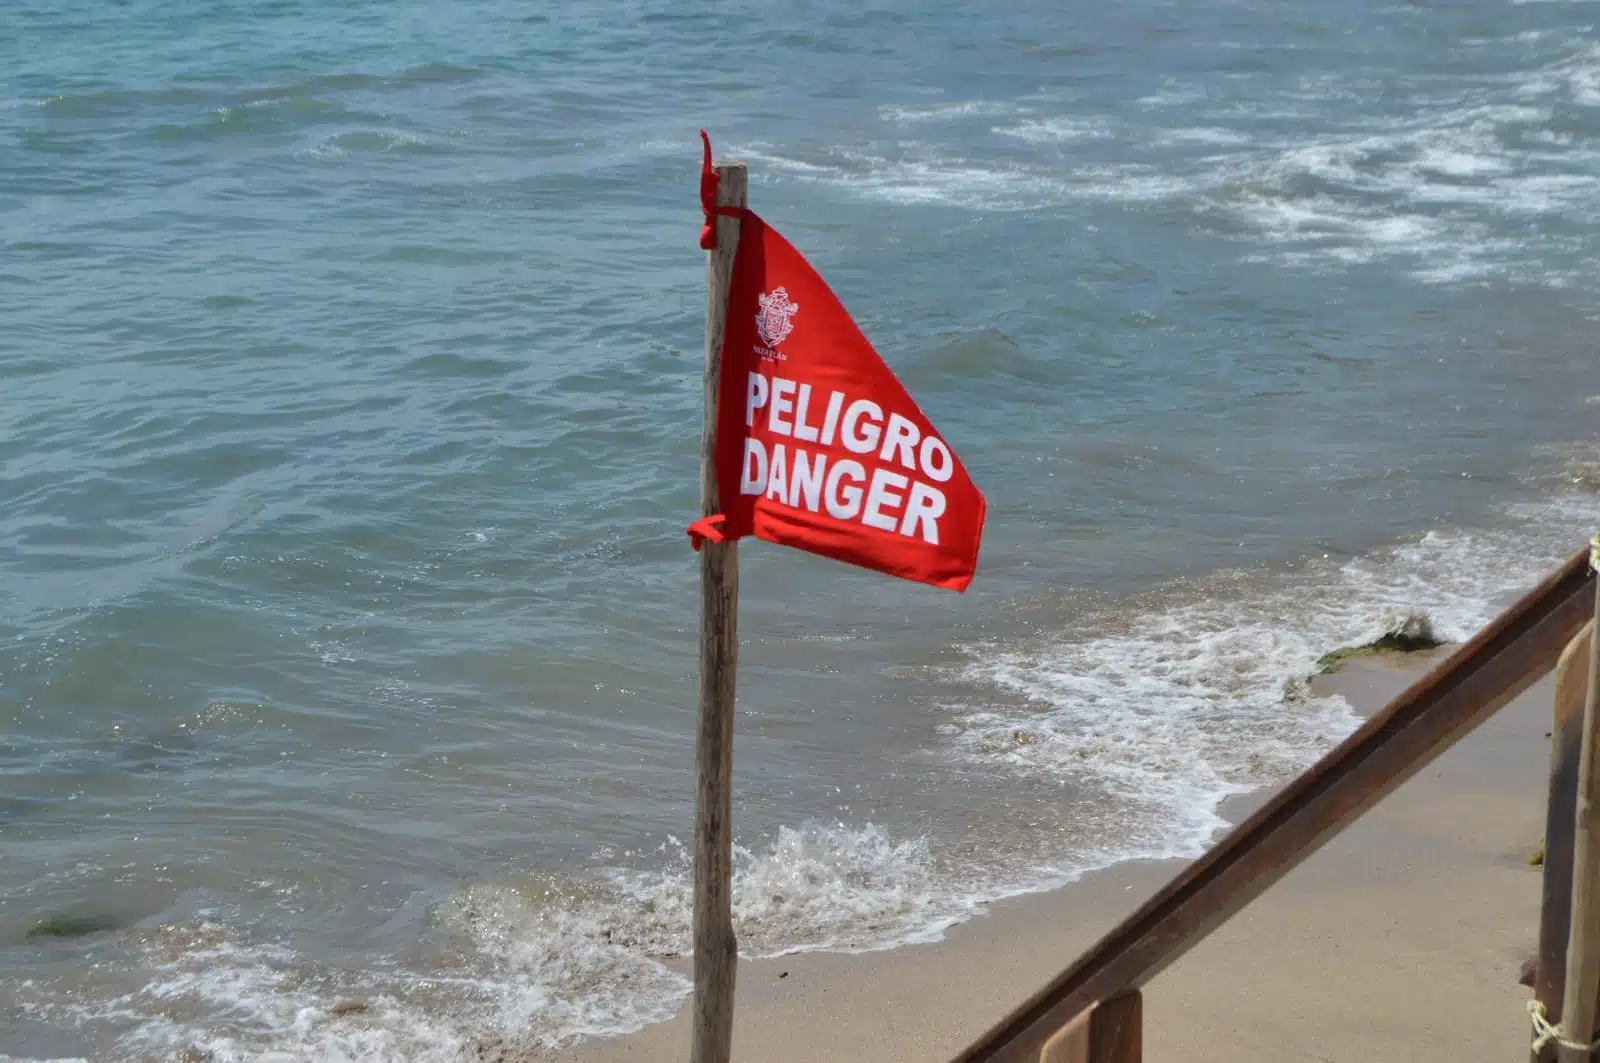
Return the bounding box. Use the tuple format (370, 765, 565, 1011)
(1557, 575, 1600, 1063)
(1037, 993, 1141, 1063)
(1088, 992, 1142, 1063)
(1038, 1009, 1089, 1063)
(1534, 620, 1593, 1062)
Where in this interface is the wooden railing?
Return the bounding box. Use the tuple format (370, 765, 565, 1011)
(946, 545, 1597, 1063)
(1533, 612, 1595, 1063)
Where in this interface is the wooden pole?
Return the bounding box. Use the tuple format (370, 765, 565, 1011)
(1533, 619, 1593, 1063)
(691, 156, 746, 1063)
(1558, 571, 1600, 1063)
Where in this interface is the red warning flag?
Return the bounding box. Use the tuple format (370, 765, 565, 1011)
(692, 135, 986, 592)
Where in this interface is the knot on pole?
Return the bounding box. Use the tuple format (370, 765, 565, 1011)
(687, 514, 727, 551)
(1591, 533, 1600, 573)
(699, 130, 751, 250)
(1528, 999, 1600, 1054)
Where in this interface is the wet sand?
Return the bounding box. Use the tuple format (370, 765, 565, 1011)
(552, 648, 1547, 1062)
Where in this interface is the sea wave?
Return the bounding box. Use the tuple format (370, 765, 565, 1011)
(950, 514, 1585, 859)
(17, 483, 1597, 1060)
(743, 35, 1600, 288)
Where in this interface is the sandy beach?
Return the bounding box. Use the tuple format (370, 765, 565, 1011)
(548, 647, 1549, 1063)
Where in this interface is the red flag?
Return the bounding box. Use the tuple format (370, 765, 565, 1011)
(694, 142, 986, 592)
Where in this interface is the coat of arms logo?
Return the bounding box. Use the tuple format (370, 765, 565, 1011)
(755, 287, 799, 348)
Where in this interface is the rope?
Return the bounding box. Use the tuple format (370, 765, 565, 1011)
(1528, 999, 1600, 1054)
(1591, 532, 1600, 573)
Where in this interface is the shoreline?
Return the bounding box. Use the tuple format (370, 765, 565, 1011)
(542, 644, 1546, 1062)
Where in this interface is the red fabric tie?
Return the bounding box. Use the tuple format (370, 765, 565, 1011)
(687, 514, 727, 551)
(699, 130, 749, 249)
(689, 131, 745, 554)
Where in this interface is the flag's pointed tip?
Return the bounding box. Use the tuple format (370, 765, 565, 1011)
(698, 130, 720, 249)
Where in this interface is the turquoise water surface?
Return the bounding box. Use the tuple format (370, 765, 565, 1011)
(4, 1, 1600, 1058)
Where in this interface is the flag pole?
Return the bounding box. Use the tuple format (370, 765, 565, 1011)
(692, 153, 746, 1063)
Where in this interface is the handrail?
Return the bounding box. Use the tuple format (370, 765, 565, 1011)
(951, 545, 1596, 1063)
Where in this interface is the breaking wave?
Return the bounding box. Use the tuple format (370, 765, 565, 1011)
(16, 483, 1598, 1061)
(743, 32, 1600, 288)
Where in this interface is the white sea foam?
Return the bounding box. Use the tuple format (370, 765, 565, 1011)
(1232, 193, 1440, 248)
(996, 116, 1113, 144)
(1068, 166, 1203, 202)
(1412, 144, 1511, 177)
(11, 821, 968, 1060)
(300, 130, 430, 160)
(765, 36, 1600, 288)
(747, 110, 1594, 287)
(951, 500, 1598, 873)
(953, 598, 1357, 863)
(852, 159, 1051, 209)
(607, 821, 962, 958)
(736, 144, 1070, 212)
(308, 638, 356, 664)
(730, 147, 838, 177)
(743, 141, 1193, 211)
(879, 100, 1014, 124)
(1183, 86, 1598, 281)
(1153, 126, 1254, 146)
(1137, 82, 1206, 108)
(15, 903, 689, 1061)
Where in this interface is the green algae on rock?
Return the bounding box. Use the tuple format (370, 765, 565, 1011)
(1317, 613, 1445, 674)
(24, 912, 125, 939)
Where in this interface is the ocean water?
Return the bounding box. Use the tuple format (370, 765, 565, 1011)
(4, 0, 1600, 1058)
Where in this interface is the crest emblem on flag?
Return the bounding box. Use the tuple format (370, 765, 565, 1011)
(755, 287, 799, 347)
